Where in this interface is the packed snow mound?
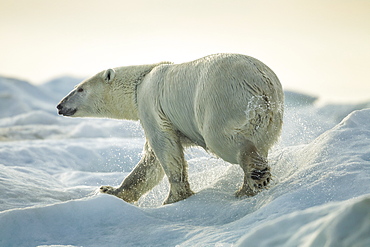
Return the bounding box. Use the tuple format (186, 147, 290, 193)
(284, 90, 318, 107)
(236, 195, 370, 247)
(318, 101, 370, 123)
(0, 195, 191, 247)
(40, 76, 83, 100)
(280, 100, 370, 146)
(0, 77, 55, 117)
(0, 110, 59, 127)
(0, 75, 82, 118)
(0, 110, 143, 141)
(1, 106, 370, 246)
(66, 119, 144, 139)
(1, 76, 370, 246)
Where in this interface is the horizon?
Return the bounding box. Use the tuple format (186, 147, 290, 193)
(1, 0, 369, 104)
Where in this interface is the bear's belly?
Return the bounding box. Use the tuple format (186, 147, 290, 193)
(167, 110, 206, 148)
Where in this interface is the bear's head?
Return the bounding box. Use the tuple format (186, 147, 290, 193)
(57, 62, 172, 120)
(57, 68, 118, 119)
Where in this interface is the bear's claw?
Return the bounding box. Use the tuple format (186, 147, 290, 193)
(100, 186, 116, 195)
(250, 168, 269, 180)
(235, 166, 271, 198)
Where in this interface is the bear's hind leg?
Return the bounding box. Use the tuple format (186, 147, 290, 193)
(235, 140, 271, 197)
(100, 141, 165, 203)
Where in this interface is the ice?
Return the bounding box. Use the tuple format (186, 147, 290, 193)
(0, 76, 369, 246)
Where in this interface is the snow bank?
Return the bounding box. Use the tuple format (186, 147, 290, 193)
(40, 76, 83, 101)
(0, 77, 55, 117)
(284, 90, 318, 107)
(236, 195, 370, 247)
(0, 75, 369, 246)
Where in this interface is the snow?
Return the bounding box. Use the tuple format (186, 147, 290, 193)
(0, 75, 370, 247)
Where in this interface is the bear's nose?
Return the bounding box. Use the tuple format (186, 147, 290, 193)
(56, 104, 63, 110)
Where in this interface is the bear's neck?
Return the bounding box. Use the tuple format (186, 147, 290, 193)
(110, 63, 171, 120)
(110, 78, 140, 121)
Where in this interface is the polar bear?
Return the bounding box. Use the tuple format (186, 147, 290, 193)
(57, 53, 284, 204)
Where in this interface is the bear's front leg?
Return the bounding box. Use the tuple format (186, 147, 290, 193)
(144, 123, 194, 204)
(100, 141, 165, 203)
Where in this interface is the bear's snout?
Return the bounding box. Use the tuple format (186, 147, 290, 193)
(56, 103, 77, 116)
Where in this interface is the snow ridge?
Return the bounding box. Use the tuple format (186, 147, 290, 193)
(0, 76, 369, 246)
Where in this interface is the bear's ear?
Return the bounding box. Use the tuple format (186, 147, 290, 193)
(103, 68, 116, 83)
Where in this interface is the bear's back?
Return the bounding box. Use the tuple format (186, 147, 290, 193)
(141, 53, 283, 152)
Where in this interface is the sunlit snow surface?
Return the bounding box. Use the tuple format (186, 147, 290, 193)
(0, 76, 370, 247)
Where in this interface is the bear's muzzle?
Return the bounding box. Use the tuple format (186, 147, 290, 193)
(57, 103, 77, 116)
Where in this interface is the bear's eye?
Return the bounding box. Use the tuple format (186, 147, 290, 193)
(77, 88, 84, 93)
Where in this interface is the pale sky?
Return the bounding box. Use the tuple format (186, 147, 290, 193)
(1, 0, 369, 103)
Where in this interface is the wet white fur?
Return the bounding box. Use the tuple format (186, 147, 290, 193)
(58, 53, 284, 204)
